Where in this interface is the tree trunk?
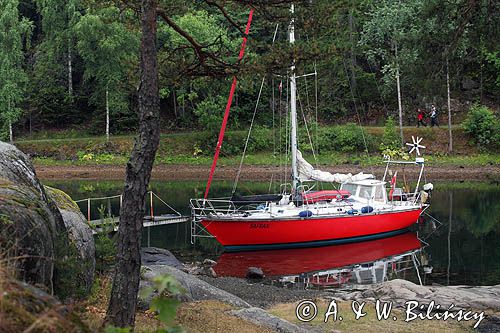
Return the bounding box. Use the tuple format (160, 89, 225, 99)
(68, 41, 73, 96)
(9, 120, 13, 143)
(446, 58, 452, 153)
(105, 0, 159, 328)
(106, 87, 110, 142)
(8, 100, 13, 143)
(172, 89, 177, 118)
(395, 48, 404, 146)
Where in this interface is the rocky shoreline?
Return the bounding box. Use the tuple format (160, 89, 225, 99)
(141, 247, 500, 333)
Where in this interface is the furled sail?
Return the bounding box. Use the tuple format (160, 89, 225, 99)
(297, 150, 374, 183)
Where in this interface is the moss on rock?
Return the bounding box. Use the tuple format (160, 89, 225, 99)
(44, 186, 80, 212)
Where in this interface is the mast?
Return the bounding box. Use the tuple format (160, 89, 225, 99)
(289, 4, 299, 192)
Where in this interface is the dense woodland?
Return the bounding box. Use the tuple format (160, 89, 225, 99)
(0, 0, 498, 140)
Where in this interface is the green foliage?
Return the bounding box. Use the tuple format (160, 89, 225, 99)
(0, 0, 33, 139)
(94, 208, 117, 274)
(462, 104, 499, 150)
(192, 95, 226, 132)
(104, 326, 131, 333)
(74, 5, 139, 132)
(53, 233, 89, 299)
(380, 146, 410, 161)
(139, 274, 186, 333)
(359, 0, 423, 91)
(318, 124, 373, 153)
(379, 117, 400, 151)
(247, 126, 273, 153)
(94, 233, 116, 273)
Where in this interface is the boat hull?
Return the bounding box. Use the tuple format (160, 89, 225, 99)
(201, 208, 422, 251)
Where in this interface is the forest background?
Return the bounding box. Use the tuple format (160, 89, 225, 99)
(1, 0, 498, 158)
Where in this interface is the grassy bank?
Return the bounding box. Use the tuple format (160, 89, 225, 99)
(14, 126, 500, 168)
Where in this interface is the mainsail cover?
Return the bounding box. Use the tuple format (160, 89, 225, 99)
(297, 150, 374, 183)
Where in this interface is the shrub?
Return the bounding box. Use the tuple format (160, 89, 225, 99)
(319, 123, 373, 153)
(462, 104, 499, 149)
(380, 117, 400, 151)
(192, 96, 226, 132)
(94, 233, 117, 273)
(246, 126, 272, 153)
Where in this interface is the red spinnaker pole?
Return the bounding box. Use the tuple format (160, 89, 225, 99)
(204, 9, 254, 199)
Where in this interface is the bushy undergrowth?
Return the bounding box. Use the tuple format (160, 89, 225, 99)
(462, 104, 499, 150)
(317, 123, 374, 153)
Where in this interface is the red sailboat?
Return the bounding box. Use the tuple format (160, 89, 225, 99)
(190, 6, 432, 252)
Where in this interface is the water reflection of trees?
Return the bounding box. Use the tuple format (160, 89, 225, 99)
(424, 185, 500, 285)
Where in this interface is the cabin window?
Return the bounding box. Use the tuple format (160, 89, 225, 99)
(374, 185, 385, 202)
(359, 185, 372, 200)
(342, 183, 358, 195)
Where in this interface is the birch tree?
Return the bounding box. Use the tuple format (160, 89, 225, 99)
(35, 0, 80, 96)
(75, 5, 139, 142)
(0, 0, 32, 142)
(359, 0, 423, 146)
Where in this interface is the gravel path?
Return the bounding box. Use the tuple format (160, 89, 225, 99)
(34, 163, 499, 181)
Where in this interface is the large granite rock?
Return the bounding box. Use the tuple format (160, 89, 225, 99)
(0, 141, 94, 296)
(140, 264, 250, 309)
(231, 307, 324, 333)
(141, 247, 184, 268)
(45, 186, 95, 294)
(0, 141, 61, 291)
(338, 279, 500, 311)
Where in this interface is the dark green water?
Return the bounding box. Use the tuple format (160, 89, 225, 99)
(44, 179, 500, 286)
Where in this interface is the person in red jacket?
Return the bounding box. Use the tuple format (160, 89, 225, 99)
(416, 108, 426, 127)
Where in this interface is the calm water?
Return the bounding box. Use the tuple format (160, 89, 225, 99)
(44, 179, 500, 287)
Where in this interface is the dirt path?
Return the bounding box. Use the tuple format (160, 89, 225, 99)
(34, 163, 499, 182)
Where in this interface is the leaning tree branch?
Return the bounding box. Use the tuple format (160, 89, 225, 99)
(157, 7, 246, 76)
(203, 0, 246, 35)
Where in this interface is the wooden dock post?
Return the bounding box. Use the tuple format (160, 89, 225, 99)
(87, 198, 91, 223)
(150, 191, 154, 219)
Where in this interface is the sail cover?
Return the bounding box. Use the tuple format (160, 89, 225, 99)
(297, 150, 374, 183)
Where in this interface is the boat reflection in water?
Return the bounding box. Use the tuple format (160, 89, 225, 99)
(214, 232, 427, 288)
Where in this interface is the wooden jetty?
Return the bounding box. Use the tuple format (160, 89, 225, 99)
(74, 191, 189, 234)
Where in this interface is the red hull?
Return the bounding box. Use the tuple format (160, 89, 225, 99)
(215, 232, 422, 277)
(201, 208, 421, 247)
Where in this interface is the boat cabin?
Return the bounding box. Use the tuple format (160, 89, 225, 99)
(340, 179, 387, 204)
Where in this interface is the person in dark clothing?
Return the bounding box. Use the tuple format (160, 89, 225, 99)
(430, 104, 439, 127)
(417, 108, 426, 127)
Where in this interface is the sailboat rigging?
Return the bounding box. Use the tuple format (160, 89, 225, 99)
(190, 5, 433, 252)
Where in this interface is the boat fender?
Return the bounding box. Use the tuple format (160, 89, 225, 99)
(299, 210, 313, 218)
(361, 206, 374, 214)
(347, 209, 358, 215)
